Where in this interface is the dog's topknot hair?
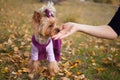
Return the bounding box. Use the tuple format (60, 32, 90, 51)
(38, 1, 56, 17)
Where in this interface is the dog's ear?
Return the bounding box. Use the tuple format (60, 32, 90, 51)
(32, 11, 42, 24)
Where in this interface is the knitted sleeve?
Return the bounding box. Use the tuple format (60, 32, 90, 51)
(46, 39, 56, 62)
(31, 43, 39, 61)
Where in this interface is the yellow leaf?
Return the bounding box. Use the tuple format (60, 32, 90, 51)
(61, 56, 67, 60)
(1, 8, 4, 12)
(21, 13, 24, 16)
(3, 67, 9, 73)
(50, 77, 55, 80)
(107, 56, 112, 61)
(24, 51, 30, 57)
(11, 71, 17, 75)
(22, 68, 29, 73)
(73, 63, 78, 68)
(88, 51, 96, 56)
(94, 45, 99, 49)
(79, 74, 85, 79)
(17, 70, 22, 75)
(116, 63, 120, 68)
(99, 45, 106, 51)
(72, 49, 75, 55)
(14, 47, 19, 52)
(64, 69, 72, 77)
(27, 38, 31, 41)
(3, 41, 8, 45)
(110, 47, 116, 52)
(103, 58, 110, 64)
(96, 67, 105, 73)
(115, 53, 118, 56)
(38, 66, 47, 73)
(75, 60, 81, 64)
(8, 38, 13, 44)
(91, 59, 95, 63)
(77, 71, 82, 75)
(11, 59, 15, 63)
(21, 42, 25, 46)
(74, 74, 85, 80)
(0, 44, 3, 48)
(92, 62, 96, 66)
(58, 72, 64, 76)
(18, 70, 22, 73)
(9, 34, 15, 39)
(62, 61, 70, 68)
(0, 59, 2, 62)
(10, 23, 14, 28)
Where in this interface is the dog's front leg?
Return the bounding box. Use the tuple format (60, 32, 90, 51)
(28, 60, 40, 79)
(48, 61, 59, 76)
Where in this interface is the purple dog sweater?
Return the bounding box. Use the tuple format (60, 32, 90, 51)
(32, 35, 62, 62)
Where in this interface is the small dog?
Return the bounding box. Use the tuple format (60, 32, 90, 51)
(28, 2, 61, 79)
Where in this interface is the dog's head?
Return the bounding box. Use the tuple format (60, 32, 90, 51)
(32, 2, 59, 37)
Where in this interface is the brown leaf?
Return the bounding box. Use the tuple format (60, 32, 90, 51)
(0, 59, 2, 62)
(61, 77, 70, 80)
(116, 63, 120, 68)
(8, 38, 13, 44)
(24, 51, 30, 57)
(64, 69, 72, 77)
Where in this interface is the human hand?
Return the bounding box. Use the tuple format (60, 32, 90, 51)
(52, 22, 79, 39)
(48, 61, 59, 76)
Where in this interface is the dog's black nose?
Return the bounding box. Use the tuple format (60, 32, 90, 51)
(56, 28, 60, 33)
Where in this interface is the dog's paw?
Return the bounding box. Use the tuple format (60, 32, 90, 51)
(48, 61, 59, 76)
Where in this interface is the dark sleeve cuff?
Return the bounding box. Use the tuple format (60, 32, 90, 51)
(108, 7, 120, 36)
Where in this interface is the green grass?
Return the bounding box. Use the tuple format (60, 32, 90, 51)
(0, 0, 120, 80)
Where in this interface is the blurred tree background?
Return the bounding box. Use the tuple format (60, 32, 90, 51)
(39, 0, 120, 5)
(90, 0, 120, 5)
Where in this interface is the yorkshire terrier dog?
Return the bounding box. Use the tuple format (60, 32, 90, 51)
(28, 2, 61, 79)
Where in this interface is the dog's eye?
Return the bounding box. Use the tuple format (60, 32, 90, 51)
(49, 25, 53, 28)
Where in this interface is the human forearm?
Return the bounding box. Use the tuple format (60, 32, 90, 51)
(75, 24, 118, 39)
(52, 22, 118, 40)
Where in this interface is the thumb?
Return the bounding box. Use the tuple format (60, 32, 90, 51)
(59, 24, 65, 30)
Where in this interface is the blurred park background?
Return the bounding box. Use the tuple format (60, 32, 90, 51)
(0, 0, 120, 80)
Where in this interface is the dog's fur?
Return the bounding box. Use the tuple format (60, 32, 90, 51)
(28, 2, 60, 79)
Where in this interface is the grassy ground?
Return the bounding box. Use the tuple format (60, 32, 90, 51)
(0, 0, 120, 80)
